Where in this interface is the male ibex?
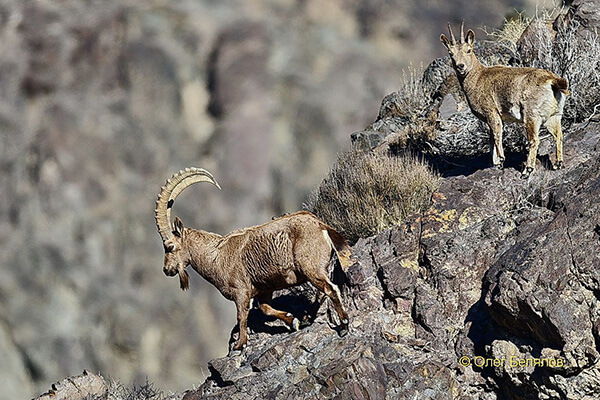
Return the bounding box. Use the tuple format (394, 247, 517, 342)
(440, 23, 569, 178)
(154, 167, 352, 351)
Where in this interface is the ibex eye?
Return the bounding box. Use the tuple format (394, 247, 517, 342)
(165, 243, 175, 253)
(467, 49, 472, 54)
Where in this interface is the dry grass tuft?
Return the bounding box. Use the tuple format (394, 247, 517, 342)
(395, 64, 428, 121)
(305, 148, 439, 244)
(484, 11, 531, 52)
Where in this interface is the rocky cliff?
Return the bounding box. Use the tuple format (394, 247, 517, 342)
(186, 118, 600, 399)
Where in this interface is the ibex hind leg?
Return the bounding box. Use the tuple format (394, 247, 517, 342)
(295, 233, 349, 336)
(256, 292, 300, 331)
(522, 117, 542, 179)
(544, 115, 563, 170)
(309, 275, 349, 337)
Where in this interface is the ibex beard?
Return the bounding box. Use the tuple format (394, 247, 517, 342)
(155, 167, 352, 352)
(441, 23, 568, 179)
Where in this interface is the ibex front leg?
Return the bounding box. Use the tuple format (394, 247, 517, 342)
(232, 292, 251, 351)
(487, 115, 505, 169)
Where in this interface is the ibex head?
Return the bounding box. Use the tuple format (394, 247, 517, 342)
(440, 22, 476, 77)
(154, 168, 220, 290)
(163, 216, 189, 288)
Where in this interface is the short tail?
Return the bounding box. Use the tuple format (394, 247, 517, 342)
(322, 225, 353, 270)
(552, 77, 569, 95)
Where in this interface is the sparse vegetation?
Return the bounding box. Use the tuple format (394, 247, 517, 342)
(393, 64, 428, 122)
(484, 11, 531, 52)
(85, 379, 171, 400)
(305, 148, 439, 244)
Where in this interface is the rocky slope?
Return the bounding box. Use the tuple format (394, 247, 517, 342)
(41, 117, 600, 400)
(26, 1, 600, 397)
(1, 0, 541, 398)
(184, 119, 600, 399)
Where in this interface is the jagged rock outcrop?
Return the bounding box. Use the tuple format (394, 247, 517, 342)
(34, 370, 107, 400)
(566, 0, 600, 34)
(167, 120, 600, 399)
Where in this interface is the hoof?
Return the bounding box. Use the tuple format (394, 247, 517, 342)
(228, 348, 243, 357)
(338, 326, 349, 337)
(291, 318, 300, 332)
(494, 163, 504, 170)
(553, 161, 563, 170)
(338, 319, 349, 337)
(229, 342, 246, 355)
(520, 167, 534, 180)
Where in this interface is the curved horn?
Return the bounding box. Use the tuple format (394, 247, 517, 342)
(447, 23, 456, 44)
(155, 167, 221, 243)
(460, 21, 465, 43)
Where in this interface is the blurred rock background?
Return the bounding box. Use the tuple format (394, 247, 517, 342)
(0, 0, 544, 398)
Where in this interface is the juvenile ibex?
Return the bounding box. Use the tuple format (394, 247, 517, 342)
(441, 23, 569, 178)
(154, 167, 352, 351)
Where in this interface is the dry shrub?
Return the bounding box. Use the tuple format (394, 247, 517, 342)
(86, 378, 170, 400)
(550, 21, 600, 122)
(485, 11, 531, 52)
(395, 64, 428, 121)
(305, 148, 439, 244)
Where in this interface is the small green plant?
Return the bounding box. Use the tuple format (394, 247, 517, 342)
(305, 148, 439, 244)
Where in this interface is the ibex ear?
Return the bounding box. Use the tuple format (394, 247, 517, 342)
(173, 216, 185, 238)
(466, 29, 475, 45)
(440, 34, 452, 50)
